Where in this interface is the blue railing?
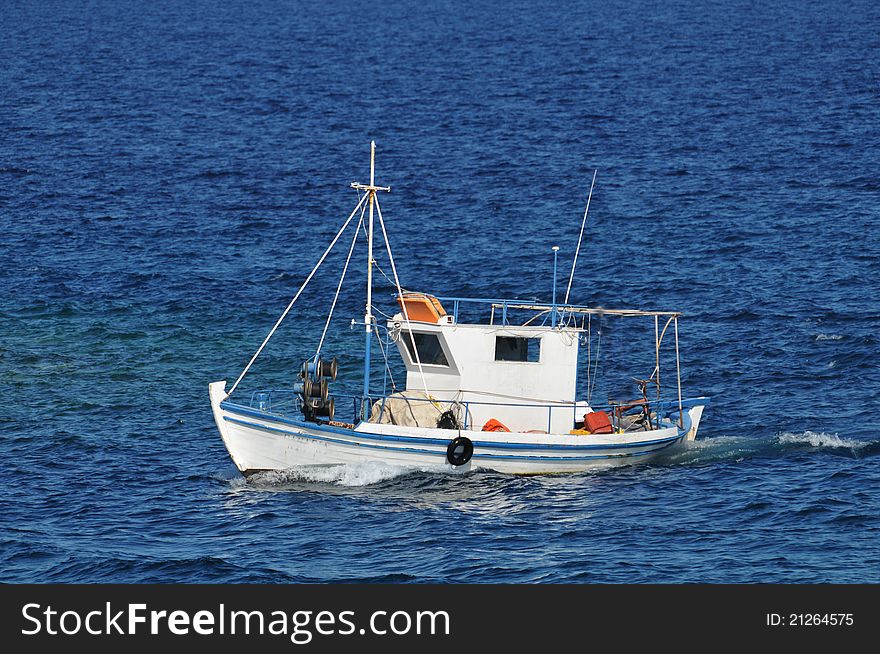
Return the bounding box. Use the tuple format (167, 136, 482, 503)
(245, 388, 703, 434)
(388, 294, 577, 325)
(432, 295, 582, 326)
(433, 295, 530, 326)
(426, 295, 680, 326)
(248, 389, 303, 415)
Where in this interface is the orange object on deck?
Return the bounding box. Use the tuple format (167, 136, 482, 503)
(397, 292, 447, 323)
(482, 418, 510, 432)
(585, 411, 613, 434)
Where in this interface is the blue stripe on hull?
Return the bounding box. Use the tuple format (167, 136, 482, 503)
(222, 414, 682, 462)
(224, 415, 446, 459)
(220, 401, 686, 451)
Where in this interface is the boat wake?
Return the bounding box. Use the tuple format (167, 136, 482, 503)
(245, 461, 456, 488)
(775, 430, 872, 451)
(655, 430, 880, 467)
(773, 431, 880, 460)
(223, 431, 879, 491)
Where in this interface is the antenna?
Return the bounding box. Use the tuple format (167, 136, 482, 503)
(551, 245, 560, 327)
(564, 169, 597, 305)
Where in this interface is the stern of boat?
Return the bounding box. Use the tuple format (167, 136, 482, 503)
(684, 397, 709, 441)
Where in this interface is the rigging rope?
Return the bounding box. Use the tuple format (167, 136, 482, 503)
(225, 192, 369, 398)
(314, 207, 365, 361)
(374, 196, 440, 412)
(360, 219, 403, 291)
(522, 309, 551, 326)
(373, 324, 397, 391)
(371, 304, 398, 321)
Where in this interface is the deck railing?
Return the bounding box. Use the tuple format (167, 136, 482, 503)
(430, 295, 681, 326)
(245, 389, 701, 433)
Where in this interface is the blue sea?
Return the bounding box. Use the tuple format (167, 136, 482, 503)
(2, 0, 879, 583)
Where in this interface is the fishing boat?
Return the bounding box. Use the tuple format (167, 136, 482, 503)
(209, 143, 709, 475)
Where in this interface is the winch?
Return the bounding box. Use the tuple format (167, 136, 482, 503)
(296, 356, 337, 421)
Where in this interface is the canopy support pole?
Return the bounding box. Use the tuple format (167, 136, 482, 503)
(654, 314, 661, 403)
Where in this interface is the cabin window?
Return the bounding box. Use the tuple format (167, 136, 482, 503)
(401, 331, 449, 366)
(495, 336, 541, 362)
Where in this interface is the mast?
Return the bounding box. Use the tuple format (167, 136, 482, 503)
(351, 142, 391, 410)
(365, 142, 375, 402)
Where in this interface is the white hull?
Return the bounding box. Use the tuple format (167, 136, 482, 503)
(210, 382, 707, 475)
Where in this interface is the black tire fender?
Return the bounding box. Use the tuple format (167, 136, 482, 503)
(446, 436, 474, 466)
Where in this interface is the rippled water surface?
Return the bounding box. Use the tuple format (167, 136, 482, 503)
(2, 0, 879, 583)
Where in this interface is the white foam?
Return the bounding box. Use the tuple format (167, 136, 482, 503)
(250, 461, 452, 487)
(682, 435, 752, 450)
(815, 334, 844, 341)
(776, 431, 868, 450)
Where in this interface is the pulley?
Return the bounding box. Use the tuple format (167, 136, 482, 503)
(311, 397, 335, 420)
(302, 396, 335, 420)
(301, 356, 338, 380)
(298, 356, 337, 422)
(293, 378, 328, 403)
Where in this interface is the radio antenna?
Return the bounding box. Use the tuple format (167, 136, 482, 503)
(564, 169, 597, 305)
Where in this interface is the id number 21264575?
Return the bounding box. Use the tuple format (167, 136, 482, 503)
(766, 614, 853, 627)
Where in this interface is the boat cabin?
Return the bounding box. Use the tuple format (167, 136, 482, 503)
(388, 294, 587, 433)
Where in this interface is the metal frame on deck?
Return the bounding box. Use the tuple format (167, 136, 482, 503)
(433, 296, 686, 428)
